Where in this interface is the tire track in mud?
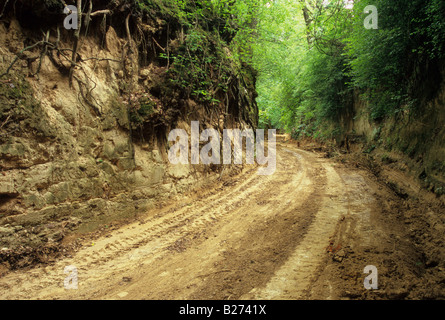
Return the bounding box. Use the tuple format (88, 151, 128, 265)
(0, 143, 374, 300)
(105, 145, 319, 300)
(185, 147, 333, 300)
(0, 144, 306, 299)
(0, 169, 264, 298)
(240, 157, 349, 299)
(91, 145, 311, 299)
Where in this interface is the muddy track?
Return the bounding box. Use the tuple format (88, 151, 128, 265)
(0, 142, 430, 300)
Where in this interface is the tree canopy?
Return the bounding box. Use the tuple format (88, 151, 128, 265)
(244, 0, 445, 139)
(135, 0, 445, 139)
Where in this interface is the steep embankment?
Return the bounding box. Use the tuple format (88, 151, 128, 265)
(344, 63, 445, 200)
(0, 0, 258, 269)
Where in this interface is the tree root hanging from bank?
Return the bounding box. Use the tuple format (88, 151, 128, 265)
(0, 0, 122, 116)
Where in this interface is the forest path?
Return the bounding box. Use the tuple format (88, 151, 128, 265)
(0, 138, 419, 300)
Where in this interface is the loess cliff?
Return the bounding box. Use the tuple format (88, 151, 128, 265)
(0, 0, 258, 269)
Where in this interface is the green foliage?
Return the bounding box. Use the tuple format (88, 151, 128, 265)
(134, 0, 262, 106)
(301, 49, 351, 121)
(166, 28, 229, 105)
(252, 0, 352, 137)
(345, 0, 445, 119)
(252, 0, 445, 138)
(133, 0, 444, 136)
(127, 92, 156, 129)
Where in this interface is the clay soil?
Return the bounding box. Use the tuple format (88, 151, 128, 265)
(0, 137, 444, 300)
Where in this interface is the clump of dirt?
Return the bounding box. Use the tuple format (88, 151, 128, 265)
(0, 242, 60, 271)
(0, 217, 83, 271)
(337, 197, 445, 299)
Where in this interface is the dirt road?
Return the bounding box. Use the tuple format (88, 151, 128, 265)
(0, 140, 442, 300)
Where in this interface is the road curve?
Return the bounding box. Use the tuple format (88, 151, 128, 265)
(0, 142, 380, 300)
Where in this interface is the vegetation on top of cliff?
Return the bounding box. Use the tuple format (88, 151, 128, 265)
(125, 0, 262, 131)
(136, 0, 260, 101)
(252, 0, 445, 136)
(3, 0, 444, 141)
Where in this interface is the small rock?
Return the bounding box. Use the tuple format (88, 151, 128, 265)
(0, 227, 13, 234)
(139, 69, 150, 79)
(51, 231, 64, 242)
(333, 249, 347, 262)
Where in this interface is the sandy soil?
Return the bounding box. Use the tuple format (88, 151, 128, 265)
(0, 139, 444, 300)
